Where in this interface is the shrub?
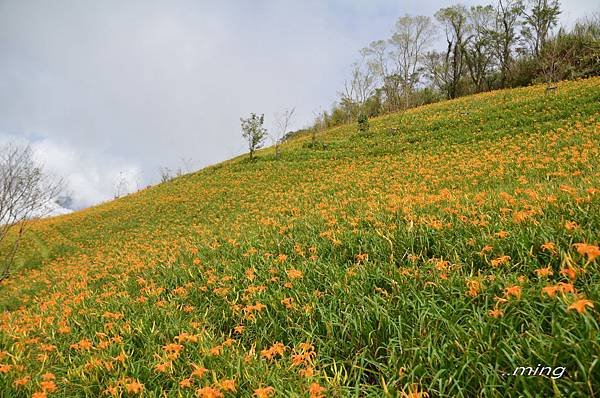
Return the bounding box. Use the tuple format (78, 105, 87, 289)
(357, 113, 369, 133)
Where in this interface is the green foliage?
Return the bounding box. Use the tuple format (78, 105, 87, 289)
(302, 141, 329, 150)
(511, 27, 600, 87)
(521, 0, 561, 57)
(357, 113, 369, 133)
(240, 113, 267, 160)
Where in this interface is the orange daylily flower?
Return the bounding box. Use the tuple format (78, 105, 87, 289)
(542, 285, 559, 297)
(494, 230, 509, 239)
(13, 376, 30, 388)
(220, 379, 236, 392)
(355, 253, 369, 263)
(466, 279, 481, 297)
(560, 267, 577, 280)
(195, 386, 223, 398)
(557, 282, 576, 294)
(490, 255, 510, 267)
(191, 365, 208, 378)
(535, 266, 553, 277)
(0, 364, 12, 374)
(309, 383, 326, 398)
(104, 386, 119, 396)
(565, 220, 578, 230)
(261, 341, 286, 360)
(281, 297, 294, 309)
(125, 380, 144, 394)
(286, 268, 303, 279)
(541, 242, 557, 253)
(504, 285, 521, 299)
(233, 325, 245, 334)
(568, 299, 594, 314)
(253, 386, 276, 398)
(154, 361, 171, 373)
(114, 351, 127, 363)
(573, 243, 600, 262)
(40, 380, 58, 393)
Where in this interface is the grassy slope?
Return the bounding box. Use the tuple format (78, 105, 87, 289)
(1, 78, 600, 397)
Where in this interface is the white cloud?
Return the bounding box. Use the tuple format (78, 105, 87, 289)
(1, 132, 142, 209)
(32, 138, 143, 209)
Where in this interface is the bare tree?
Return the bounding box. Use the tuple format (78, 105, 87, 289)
(113, 172, 130, 199)
(159, 166, 174, 183)
(310, 108, 326, 146)
(180, 157, 195, 174)
(361, 40, 390, 87)
(0, 143, 64, 282)
(341, 55, 377, 117)
(272, 107, 295, 158)
(361, 40, 401, 112)
(389, 15, 437, 107)
(158, 158, 196, 184)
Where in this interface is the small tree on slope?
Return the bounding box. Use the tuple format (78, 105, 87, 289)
(240, 113, 267, 160)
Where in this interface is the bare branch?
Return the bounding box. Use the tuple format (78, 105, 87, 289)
(0, 142, 65, 281)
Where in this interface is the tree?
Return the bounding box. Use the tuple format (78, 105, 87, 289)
(159, 166, 174, 183)
(464, 5, 496, 92)
(522, 0, 561, 57)
(537, 25, 599, 85)
(539, 29, 567, 86)
(361, 40, 400, 112)
(240, 113, 267, 160)
(389, 15, 437, 107)
(491, 0, 525, 87)
(272, 107, 295, 158)
(424, 50, 452, 96)
(341, 57, 377, 131)
(310, 108, 327, 146)
(435, 5, 469, 99)
(180, 158, 195, 174)
(0, 143, 64, 282)
(114, 172, 129, 198)
(158, 158, 196, 184)
(340, 55, 377, 118)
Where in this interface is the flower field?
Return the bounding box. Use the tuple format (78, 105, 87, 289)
(1, 78, 599, 397)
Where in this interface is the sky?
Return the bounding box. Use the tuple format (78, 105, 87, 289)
(1, 0, 598, 209)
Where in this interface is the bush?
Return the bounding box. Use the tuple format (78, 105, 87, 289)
(357, 113, 369, 133)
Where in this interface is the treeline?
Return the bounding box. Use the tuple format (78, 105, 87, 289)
(286, 0, 599, 138)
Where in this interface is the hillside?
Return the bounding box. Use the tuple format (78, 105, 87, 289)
(1, 78, 600, 397)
